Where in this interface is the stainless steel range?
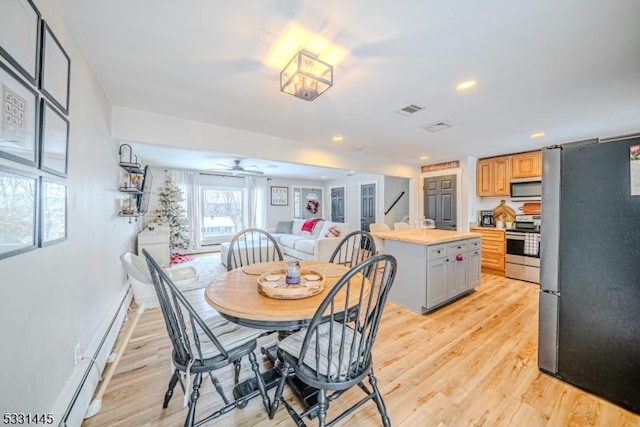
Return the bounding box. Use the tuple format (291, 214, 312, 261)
(506, 214, 541, 283)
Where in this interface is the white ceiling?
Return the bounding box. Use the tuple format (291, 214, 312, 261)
(59, 0, 640, 178)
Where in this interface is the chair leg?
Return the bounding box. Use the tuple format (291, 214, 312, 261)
(233, 359, 242, 384)
(316, 388, 328, 427)
(368, 368, 390, 427)
(185, 372, 202, 427)
(163, 370, 180, 408)
(208, 372, 230, 405)
(248, 352, 271, 413)
(269, 361, 291, 419)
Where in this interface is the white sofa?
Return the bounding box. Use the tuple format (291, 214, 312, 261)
(272, 218, 350, 262)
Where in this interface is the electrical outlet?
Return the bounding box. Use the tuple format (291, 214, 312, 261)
(74, 342, 82, 365)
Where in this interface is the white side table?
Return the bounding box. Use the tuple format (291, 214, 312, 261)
(138, 228, 170, 267)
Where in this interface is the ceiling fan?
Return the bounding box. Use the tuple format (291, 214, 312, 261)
(209, 159, 264, 176)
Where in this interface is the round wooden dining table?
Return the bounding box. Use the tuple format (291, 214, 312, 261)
(204, 260, 354, 331)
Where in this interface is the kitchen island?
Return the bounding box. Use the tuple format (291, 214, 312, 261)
(372, 229, 482, 314)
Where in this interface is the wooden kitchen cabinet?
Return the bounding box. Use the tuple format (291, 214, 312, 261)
(476, 156, 511, 196)
(512, 150, 542, 178)
(470, 227, 505, 275)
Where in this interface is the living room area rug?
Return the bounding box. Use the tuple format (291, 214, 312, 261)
(173, 253, 227, 292)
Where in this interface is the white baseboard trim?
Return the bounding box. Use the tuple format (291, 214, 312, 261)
(51, 285, 132, 427)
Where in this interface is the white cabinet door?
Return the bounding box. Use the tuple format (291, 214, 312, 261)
(426, 257, 447, 308)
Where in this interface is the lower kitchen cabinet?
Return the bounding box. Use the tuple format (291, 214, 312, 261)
(471, 227, 505, 275)
(386, 236, 481, 314)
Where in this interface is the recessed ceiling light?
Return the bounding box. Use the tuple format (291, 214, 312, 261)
(456, 79, 477, 92)
(530, 132, 546, 139)
(320, 175, 326, 179)
(332, 135, 344, 142)
(419, 155, 429, 161)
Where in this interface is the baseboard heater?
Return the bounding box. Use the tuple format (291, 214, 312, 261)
(52, 286, 132, 427)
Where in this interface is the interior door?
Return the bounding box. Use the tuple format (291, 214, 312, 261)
(330, 187, 345, 223)
(360, 183, 376, 231)
(424, 175, 457, 230)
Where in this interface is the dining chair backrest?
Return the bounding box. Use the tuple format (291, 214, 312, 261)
(368, 222, 390, 233)
(226, 228, 283, 271)
(294, 254, 397, 387)
(143, 249, 228, 366)
(328, 230, 376, 268)
(393, 221, 410, 230)
(142, 249, 271, 425)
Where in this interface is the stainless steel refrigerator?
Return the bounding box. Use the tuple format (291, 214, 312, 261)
(538, 137, 640, 415)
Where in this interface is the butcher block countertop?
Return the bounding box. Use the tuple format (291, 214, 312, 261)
(470, 226, 506, 233)
(371, 229, 481, 245)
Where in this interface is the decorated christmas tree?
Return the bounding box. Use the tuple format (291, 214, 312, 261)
(152, 176, 192, 252)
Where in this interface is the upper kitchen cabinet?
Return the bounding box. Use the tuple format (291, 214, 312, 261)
(476, 156, 511, 196)
(511, 151, 542, 179)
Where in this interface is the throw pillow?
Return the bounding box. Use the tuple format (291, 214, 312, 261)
(275, 220, 293, 234)
(325, 225, 341, 238)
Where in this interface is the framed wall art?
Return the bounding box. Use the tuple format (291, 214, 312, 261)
(270, 186, 288, 206)
(40, 21, 70, 115)
(40, 176, 67, 246)
(39, 98, 69, 177)
(0, 0, 41, 85)
(0, 165, 39, 260)
(0, 60, 39, 167)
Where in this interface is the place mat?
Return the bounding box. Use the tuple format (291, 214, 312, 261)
(242, 261, 287, 275)
(257, 269, 325, 299)
(311, 263, 350, 278)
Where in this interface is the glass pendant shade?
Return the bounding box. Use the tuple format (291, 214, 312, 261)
(280, 50, 333, 101)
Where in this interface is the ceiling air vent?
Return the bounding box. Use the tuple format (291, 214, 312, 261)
(423, 121, 453, 132)
(395, 104, 425, 116)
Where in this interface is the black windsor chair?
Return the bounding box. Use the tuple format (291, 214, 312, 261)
(328, 230, 377, 268)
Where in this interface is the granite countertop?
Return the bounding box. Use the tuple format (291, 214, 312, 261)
(371, 229, 481, 245)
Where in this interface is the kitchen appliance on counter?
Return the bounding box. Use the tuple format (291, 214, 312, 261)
(539, 138, 640, 414)
(505, 214, 541, 283)
(479, 210, 494, 226)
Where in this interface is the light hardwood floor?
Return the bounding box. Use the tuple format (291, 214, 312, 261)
(82, 274, 640, 426)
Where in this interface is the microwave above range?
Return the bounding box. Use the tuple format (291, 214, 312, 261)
(510, 177, 542, 201)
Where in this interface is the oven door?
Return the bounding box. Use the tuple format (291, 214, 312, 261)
(506, 231, 526, 256)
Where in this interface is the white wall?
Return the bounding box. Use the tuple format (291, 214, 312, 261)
(265, 177, 328, 229)
(0, 0, 135, 418)
(383, 176, 410, 228)
(326, 173, 384, 231)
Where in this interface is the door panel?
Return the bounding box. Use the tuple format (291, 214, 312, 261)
(330, 187, 345, 223)
(360, 183, 376, 231)
(424, 175, 457, 230)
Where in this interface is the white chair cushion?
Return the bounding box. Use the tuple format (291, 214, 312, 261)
(291, 219, 306, 235)
(188, 315, 263, 359)
(293, 239, 315, 254)
(280, 234, 308, 248)
(278, 321, 362, 379)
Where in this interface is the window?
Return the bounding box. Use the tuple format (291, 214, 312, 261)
(199, 186, 245, 245)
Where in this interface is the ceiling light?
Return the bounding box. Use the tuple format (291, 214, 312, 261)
(530, 132, 546, 139)
(280, 50, 333, 101)
(332, 135, 344, 142)
(265, 23, 347, 69)
(456, 79, 477, 92)
(420, 155, 429, 161)
(320, 176, 326, 179)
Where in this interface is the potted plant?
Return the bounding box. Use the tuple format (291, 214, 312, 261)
(505, 214, 515, 229)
